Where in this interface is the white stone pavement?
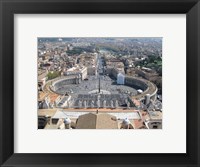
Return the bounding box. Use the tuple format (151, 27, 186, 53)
(52, 110, 140, 119)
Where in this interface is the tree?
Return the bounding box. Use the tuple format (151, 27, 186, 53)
(47, 71, 60, 80)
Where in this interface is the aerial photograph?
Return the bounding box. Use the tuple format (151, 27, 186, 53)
(38, 37, 162, 129)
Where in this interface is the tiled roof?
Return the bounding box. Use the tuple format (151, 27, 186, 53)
(49, 94, 60, 103)
(132, 119, 147, 129)
(76, 113, 118, 129)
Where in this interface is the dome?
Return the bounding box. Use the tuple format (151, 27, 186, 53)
(64, 118, 71, 124)
(122, 118, 131, 125)
(45, 115, 49, 118)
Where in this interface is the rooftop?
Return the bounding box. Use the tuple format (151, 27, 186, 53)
(38, 92, 48, 101)
(76, 113, 118, 129)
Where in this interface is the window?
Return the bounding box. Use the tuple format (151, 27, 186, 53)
(153, 125, 158, 129)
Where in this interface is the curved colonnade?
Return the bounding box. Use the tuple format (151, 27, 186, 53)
(46, 75, 157, 102)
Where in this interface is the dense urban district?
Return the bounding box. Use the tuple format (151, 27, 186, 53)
(38, 38, 162, 129)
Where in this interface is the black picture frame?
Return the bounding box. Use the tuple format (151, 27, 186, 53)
(0, 0, 200, 166)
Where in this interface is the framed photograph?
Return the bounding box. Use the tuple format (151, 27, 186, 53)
(0, 0, 200, 167)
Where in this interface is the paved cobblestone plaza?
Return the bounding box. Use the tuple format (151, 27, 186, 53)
(56, 75, 138, 96)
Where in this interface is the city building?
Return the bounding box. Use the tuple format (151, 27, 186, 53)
(117, 73, 125, 85)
